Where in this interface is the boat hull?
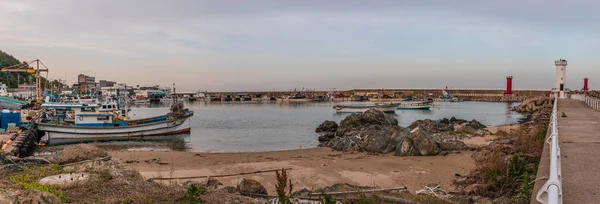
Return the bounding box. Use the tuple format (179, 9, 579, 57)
(397, 106, 431, 110)
(334, 106, 397, 113)
(39, 116, 191, 145)
(397, 102, 433, 110)
(334, 104, 398, 113)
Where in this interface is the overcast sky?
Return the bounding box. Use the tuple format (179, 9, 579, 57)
(1, 0, 598, 91)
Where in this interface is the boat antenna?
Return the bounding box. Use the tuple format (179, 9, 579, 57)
(173, 83, 177, 104)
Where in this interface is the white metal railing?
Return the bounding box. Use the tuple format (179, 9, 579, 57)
(536, 98, 562, 204)
(582, 95, 600, 110)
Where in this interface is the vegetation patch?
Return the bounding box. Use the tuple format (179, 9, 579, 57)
(180, 184, 207, 204)
(8, 164, 67, 201)
(275, 168, 294, 204)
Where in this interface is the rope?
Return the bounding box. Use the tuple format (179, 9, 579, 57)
(415, 185, 453, 199)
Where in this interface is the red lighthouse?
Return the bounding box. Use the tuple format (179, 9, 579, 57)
(583, 78, 589, 91)
(505, 76, 513, 95)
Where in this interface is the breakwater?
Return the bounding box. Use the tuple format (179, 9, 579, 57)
(201, 89, 550, 102)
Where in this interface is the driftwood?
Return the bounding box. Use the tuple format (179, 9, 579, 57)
(376, 195, 415, 204)
(147, 168, 293, 181)
(245, 186, 410, 202)
(308, 186, 408, 196)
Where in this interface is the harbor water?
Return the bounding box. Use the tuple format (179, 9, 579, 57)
(127, 101, 524, 152)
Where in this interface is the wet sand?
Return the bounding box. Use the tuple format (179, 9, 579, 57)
(111, 147, 475, 194)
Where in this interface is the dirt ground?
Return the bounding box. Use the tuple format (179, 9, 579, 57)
(111, 147, 475, 195)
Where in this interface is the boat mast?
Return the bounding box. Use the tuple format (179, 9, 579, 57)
(173, 83, 177, 104)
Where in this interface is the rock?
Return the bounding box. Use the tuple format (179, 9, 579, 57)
(440, 118, 450, 124)
(0, 188, 60, 204)
(395, 128, 440, 156)
(463, 126, 477, 134)
(466, 119, 487, 130)
(450, 117, 468, 124)
(315, 120, 338, 133)
(465, 184, 485, 195)
(317, 132, 335, 143)
(292, 188, 311, 197)
(205, 178, 223, 189)
(513, 97, 554, 113)
(407, 119, 453, 133)
(313, 183, 374, 193)
(336, 109, 398, 136)
(0, 164, 25, 174)
(454, 124, 464, 132)
(58, 144, 108, 164)
(319, 109, 402, 153)
(39, 173, 91, 187)
(475, 197, 493, 204)
(358, 125, 404, 153)
(224, 186, 236, 193)
(236, 178, 267, 195)
(440, 140, 469, 151)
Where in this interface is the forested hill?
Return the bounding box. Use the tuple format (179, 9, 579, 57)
(0, 50, 59, 89)
(0, 50, 22, 68)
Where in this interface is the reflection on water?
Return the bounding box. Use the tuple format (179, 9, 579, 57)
(124, 101, 524, 153)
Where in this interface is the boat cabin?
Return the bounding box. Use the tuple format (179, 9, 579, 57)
(71, 104, 128, 127)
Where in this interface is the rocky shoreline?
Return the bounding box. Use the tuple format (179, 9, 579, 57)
(316, 109, 489, 156)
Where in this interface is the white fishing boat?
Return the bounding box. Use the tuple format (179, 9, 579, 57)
(38, 102, 193, 145)
(333, 103, 399, 113)
(397, 101, 433, 110)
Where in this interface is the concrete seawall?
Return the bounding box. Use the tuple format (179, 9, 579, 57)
(206, 89, 550, 97)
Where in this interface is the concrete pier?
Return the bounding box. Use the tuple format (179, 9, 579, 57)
(533, 99, 600, 203)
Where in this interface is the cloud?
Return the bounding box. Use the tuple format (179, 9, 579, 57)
(0, 0, 598, 91)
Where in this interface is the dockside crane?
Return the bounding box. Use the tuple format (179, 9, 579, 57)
(0, 59, 49, 104)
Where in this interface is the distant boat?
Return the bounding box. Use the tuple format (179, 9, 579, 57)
(333, 103, 399, 113)
(278, 92, 314, 102)
(397, 101, 433, 110)
(368, 98, 407, 102)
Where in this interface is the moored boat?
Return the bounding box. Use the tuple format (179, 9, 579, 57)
(333, 103, 399, 113)
(38, 102, 193, 145)
(397, 101, 433, 110)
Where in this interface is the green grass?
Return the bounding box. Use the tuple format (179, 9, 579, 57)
(180, 184, 206, 204)
(9, 164, 67, 201)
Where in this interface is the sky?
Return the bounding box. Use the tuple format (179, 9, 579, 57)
(0, 0, 599, 92)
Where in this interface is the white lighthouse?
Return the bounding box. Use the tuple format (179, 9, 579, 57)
(555, 59, 567, 98)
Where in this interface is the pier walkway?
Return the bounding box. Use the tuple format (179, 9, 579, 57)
(554, 99, 600, 203)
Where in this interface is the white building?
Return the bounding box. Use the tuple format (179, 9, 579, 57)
(554, 59, 568, 98)
(101, 84, 130, 97)
(13, 84, 36, 99)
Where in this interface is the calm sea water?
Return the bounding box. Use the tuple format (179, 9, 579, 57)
(127, 101, 523, 153)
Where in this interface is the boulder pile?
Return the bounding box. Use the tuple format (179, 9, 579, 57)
(316, 109, 487, 156)
(512, 97, 553, 113)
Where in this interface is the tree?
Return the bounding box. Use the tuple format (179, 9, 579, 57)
(0, 49, 66, 89)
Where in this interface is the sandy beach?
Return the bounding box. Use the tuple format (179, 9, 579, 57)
(111, 147, 475, 194)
